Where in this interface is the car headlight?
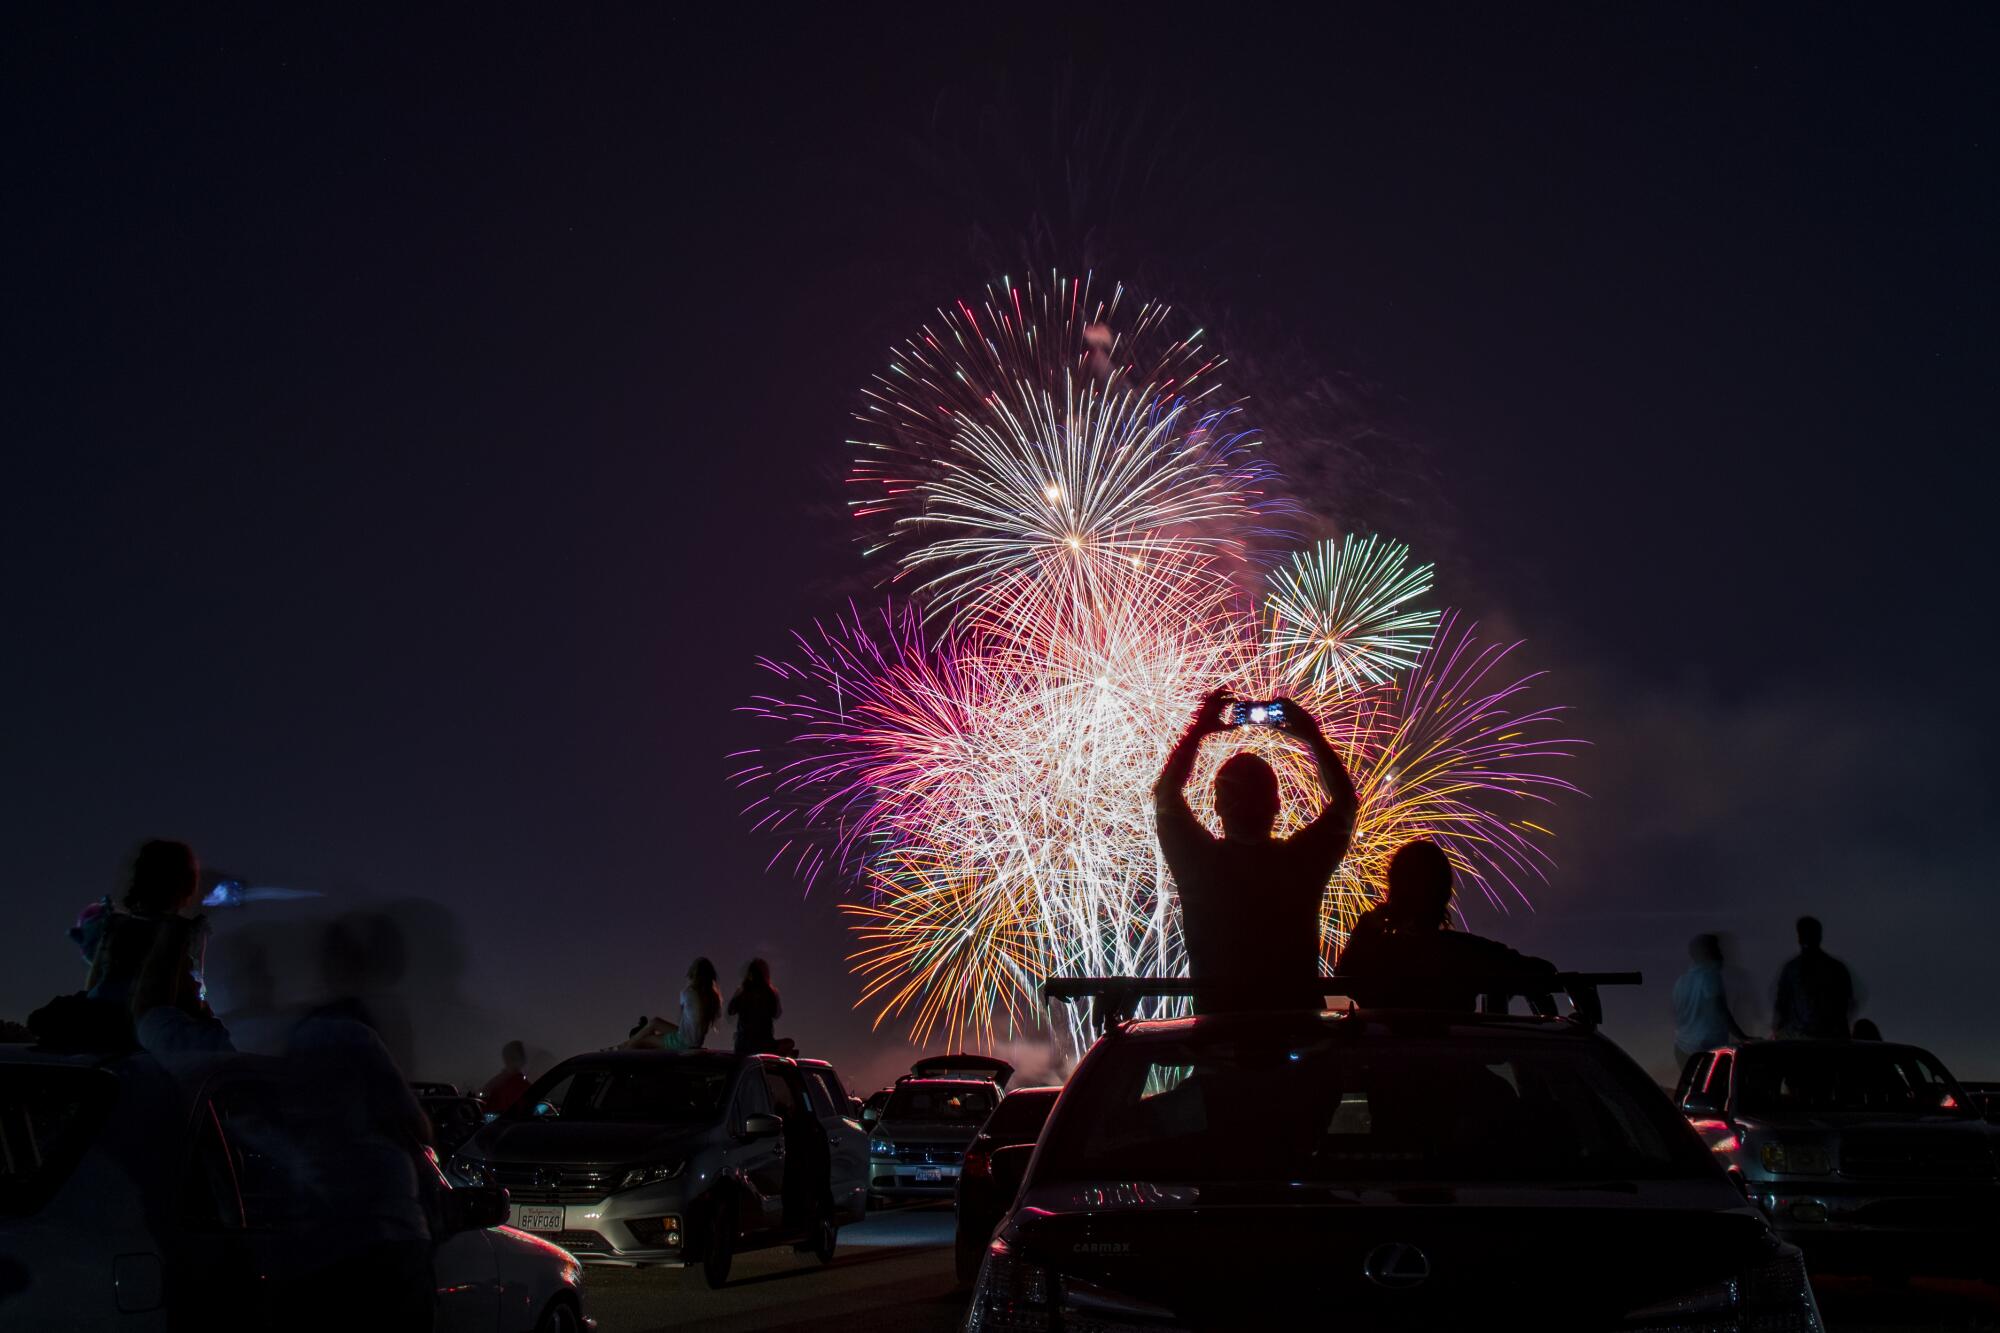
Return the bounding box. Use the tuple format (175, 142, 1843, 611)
(446, 1154, 493, 1187)
(1759, 1141, 1833, 1175)
(964, 1240, 1054, 1333)
(870, 1138, 896, 1157)
(1622, 1246, 1823, 1331)
(618, 1161, 685, 1190)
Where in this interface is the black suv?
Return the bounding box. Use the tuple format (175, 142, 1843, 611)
(964, 977, 1823, 1331)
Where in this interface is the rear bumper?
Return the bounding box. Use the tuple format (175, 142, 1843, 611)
(871, 1159, 962, 1197)
(1755, 1186, 2000, 1275)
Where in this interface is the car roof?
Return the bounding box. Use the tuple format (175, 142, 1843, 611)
(1110, 1008, 1599, 1044)
(891, 1077, 1003, 1091)
(552, 1048, 747, 1070)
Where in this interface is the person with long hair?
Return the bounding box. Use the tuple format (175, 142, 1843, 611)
(624, 957, 722, 1050)
(727, 958, 782, 1055)
(83, 839, 208, 1019)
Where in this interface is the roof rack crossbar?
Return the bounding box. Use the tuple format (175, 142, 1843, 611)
(1040, 972, 1642, 1033)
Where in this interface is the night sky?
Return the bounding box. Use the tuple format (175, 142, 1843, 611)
(5, 8, 1994, 1093)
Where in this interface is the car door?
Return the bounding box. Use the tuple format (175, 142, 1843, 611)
(802, 1068, 866, 1219)
(425, 1152, 500, 1333)
(727, 1065, 786, 1236)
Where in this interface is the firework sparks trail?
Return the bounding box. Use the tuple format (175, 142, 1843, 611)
(849, 273, 1288, 613)
(1265, 533, 1442, 691)
(737, 276, 1582, 1054)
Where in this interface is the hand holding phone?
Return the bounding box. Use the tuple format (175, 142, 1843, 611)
(1226, 699, 1288, 729)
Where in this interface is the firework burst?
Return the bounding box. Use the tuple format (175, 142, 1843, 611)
(1265, 533, 1441, 691)
(738, 277, 1581, 1052)
(849, 273, 1285, 612)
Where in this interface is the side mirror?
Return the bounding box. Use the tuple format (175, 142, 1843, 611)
(530, 1100, 558, 1119)
(989, 1143, 1035, 1200)
(742, 1112, 784, 1138)
(860, 1107, 880, 1127)
(1681, 1089, 1724, 1116)
(444, 1183, 511, 1232)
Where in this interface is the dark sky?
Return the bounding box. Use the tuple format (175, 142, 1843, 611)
(5, 7, 1994, 1090)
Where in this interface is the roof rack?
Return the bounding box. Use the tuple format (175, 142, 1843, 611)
(1040, 973, 1643, 1034)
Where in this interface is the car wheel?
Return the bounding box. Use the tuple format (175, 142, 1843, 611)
(535, 1297, 584, 1333)
(702, 1193, 737, 1289)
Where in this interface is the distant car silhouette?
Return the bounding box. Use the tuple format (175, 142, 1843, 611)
(1677, 1040, 2000, 1280)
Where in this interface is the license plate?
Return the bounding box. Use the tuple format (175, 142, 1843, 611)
(512, 1205, 565, 1231)
(915, 1168, 942, 1183)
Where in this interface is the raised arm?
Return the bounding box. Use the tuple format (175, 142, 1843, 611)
(1278, 698, 1359, 839)
(1154, 689, 1228, 806)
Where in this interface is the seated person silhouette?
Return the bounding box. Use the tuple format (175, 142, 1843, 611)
(1337, 840, 1557, 1012)
(1153, 690, 1358, 1014)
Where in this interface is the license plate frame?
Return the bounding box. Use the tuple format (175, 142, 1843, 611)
(512, 1204, 565, 1231)
(914, 1167, 943, 1184)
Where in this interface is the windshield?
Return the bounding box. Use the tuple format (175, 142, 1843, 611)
(0, 1065, 118, 1216)
(1737, 1045, 1971, 1116)
(1038, 1033, 1709, 1184)
(885, 1083, 998, 1124)
(526, 1063, 732, 1123)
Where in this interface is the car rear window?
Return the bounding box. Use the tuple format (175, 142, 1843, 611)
(0, 1065, 118, 1216)
(1736, 1045, 1970, 1116)
(885, 1083, 997, 1123)
(983, 1089, 1059, 1140)
(1039, 1034, 1708, 1184)
(528, 1064, 732, 1123)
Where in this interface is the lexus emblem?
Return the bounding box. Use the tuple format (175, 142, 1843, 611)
(533, 1167, 562, 1190)
(1362, 1242, 1432, 1290)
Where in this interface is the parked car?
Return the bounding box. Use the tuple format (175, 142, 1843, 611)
(1960, 1080, 2000, 1120)
(1677, 1040, 2000, 1278)
(860, 1087, 892, 1129)
(910, 1054, 1014, 1088)
(421, 1090, 490, 1156)
(868, 1078, 1001, 1203)
(953, 1086, 1060, 1284)
(0, 1045, 590, 1333)
(967, 984, 1821, 1329)
(449, 1049, 866, 1287)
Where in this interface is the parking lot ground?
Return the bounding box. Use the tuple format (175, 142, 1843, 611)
(582, 1204, 962, 1333)
(1816, 1274, 2000, 1332)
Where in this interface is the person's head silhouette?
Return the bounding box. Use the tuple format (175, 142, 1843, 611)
(1213, 753, 1280, 840)
(689, 957, 719, 991)
(501, 1039, 526, 1070)
(1689, 933, 1724, 965)
(1386, 840, 1454, 929)
(1796, 916, 1824, 951)
(125, 839, 199, 914)
(744, 958, 772, 988)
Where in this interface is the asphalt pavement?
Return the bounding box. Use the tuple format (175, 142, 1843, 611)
(582, 1205, 965, 1333)
(577, 1203, 2000, 1333)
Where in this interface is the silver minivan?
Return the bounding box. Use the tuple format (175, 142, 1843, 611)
(448, 1049, 867, 1287)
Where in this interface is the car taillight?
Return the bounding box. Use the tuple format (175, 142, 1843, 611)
(1621, 1245, 1823, 1332)
(963, 1147, 990, 1181)
(964, 1239, 1054, 1333)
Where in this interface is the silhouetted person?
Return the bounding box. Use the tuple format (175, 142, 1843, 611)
(277, 915, 435, 1332)
(625, 957, 723, 1049)
(83, 840, 206, 1017)
(1336, 840, 1557, 1011)
(1773, 915, 1854, 1039)
(729, 959, 783, 1055)
(479, 1040, 532, 1114)
(1672, 933, 1749, 1067)
(1852, 1018, 1882, 1041)
(1154, 690, 1358, 1012)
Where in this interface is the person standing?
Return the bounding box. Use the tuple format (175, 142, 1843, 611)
(1671, 933, 1749, 1068)
(728, 960, 782, 1055)
(1153, 690, 1358, 1012)
(479, 1040, 532, 1114)
(1773, 916, 1854, 1039)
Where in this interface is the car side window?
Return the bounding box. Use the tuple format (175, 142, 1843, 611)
(803, 1070, 841, 1118)
(1705, 1054, 1733, 1106)
(735, 1068, 772, 1127)
(763, 1066, 809, 1119)
(813, 1066, 849, 1104)
(1675, 1054, 1712, 1105)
